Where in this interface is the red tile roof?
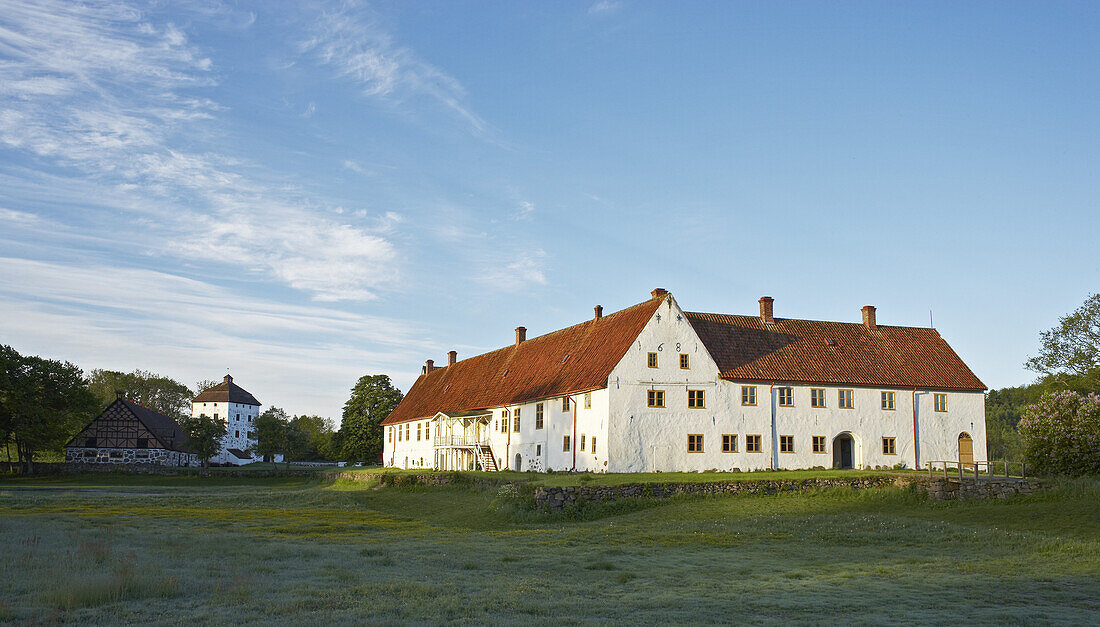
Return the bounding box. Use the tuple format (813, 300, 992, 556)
(382, 296, 665, 425)
(685, 312, 985, 391)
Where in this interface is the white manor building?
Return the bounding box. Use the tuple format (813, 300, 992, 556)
(191, 374, 265, 465)
(382, 289, 987, 473)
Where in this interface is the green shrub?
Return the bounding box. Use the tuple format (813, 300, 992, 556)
(1019, 391, 1100, 476)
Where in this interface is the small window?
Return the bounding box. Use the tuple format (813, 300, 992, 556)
(236, 413, 240, 420)
(417, 423, 421, 441)
(86, 438, 97, 448)
(647, 390, 665, 408)
(398, 426, 402, 442)
(722, 434, 738, 453)
(741, 386, 757, 406)
(584, 392, 591, 409)
(934, 393, 948, 412)
(501, 417, 509, 433)
(580, 434, 586, 451)
(536, 444, 542, 456)
(688, 434, 704, 453)
(839, 389, 854, 409)
(881, 391, 896, 411)
(513, 409, 520, 432)
(746, 434, 762, 453)
(536, 403, 544, 429)
(778, 387, 794, 407)
(591, 436, 597, 454)
(647, 352, 658, 368)
(425, 421, 431, 440)
(812, 435, 826, 453)
(811, 388, 826, 408)
(780, 435, 794, 453)
(137, 438, 148, 449)
(882, 437, 897, 455)
(687, 389, 705, 408)
(214, 413, 219, 420)
(406, 424, 410, 440)
(680, 354, 690, 369)
(235, 430, 240, 438)
(562, 435, 571, 452)
(562, 397, 570, 411)
(388, 427, 393, 443)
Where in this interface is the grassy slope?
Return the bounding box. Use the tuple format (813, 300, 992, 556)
(0, 475, 1097, 624)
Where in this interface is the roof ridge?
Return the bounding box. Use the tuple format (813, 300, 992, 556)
(684, 310, 935, 331)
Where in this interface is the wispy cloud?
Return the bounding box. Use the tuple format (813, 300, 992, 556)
(0, 0, 400, 301)
(300, 0, 486, 134)
(477, 249, 548, 291)
(589, 1, 623, 15)
(513, 200, 536, 221)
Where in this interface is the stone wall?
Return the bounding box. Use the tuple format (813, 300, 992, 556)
(908, 476, 1046, 501)
(65, 447, 195, 466)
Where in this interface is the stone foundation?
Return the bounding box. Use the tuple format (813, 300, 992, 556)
(64, 447, 195, 466)
(908, 476, 1045, 501)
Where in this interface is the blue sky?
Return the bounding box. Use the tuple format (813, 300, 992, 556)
(1, 0, 1097, 419)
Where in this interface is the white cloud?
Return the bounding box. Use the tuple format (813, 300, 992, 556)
(301, 0, 486, 133)
(0, 0, 402, 301)
(513, 200, 536, 221)
(589, 1, 623, 15)
(477, 249, 548, 291)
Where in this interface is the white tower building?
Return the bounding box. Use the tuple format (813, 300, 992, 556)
(191, 374, 264, 465)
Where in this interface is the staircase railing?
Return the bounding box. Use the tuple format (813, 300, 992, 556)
(926, 460, 1026, 480)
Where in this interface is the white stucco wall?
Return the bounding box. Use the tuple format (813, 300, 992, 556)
(192, 400, 262, 465)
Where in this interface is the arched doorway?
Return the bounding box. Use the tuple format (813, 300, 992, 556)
(958, 432, 974, 469)
(833, 433, 856, 469)
(514, 453, 522, 471)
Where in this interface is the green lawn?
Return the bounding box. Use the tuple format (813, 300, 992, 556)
(1, 473, 1097, 623)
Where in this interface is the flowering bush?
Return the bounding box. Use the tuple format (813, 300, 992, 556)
(1018, 391, 1100, 476)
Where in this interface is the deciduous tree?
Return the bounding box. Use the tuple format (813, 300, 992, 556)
(253, 406, 288, 465)
(1026, 293, 1100, 387)
(178, 413, 227, 467)
(338, 375, 402, 463)
(88, 369, 192, 420)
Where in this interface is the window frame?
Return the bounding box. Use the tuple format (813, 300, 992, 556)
(580, 433, 586, 451)
(513, 408, 520, 432)
(687, 434, 704, 453)
(680, 354, 690, 369)
(881, 391, 896, 411)
(591, 436, 597, 454)
(779, 435, 794, 453)
(882, 437, 897, 455)
(838, 389, 855, 409)
(722, 434, 738, 453)
(741, 386, 757, 406)
(812, 435, 827, 454)
(647, 389, 666, 408)
(687, 389, 705, 409)
(562, 396, 571, 412)
(535, 403, 544, 429)
(746, 434, 762, 453)
(810, 388, 826, 408)
(584, 392, 592, 409)
(562, 435, 571, 452)
(647, 352, 658, 368)
(934, 393, 948, 412)
(778, 387, 794, 407)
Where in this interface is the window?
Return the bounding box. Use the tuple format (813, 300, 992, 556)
(591, 437, 597, 454)
(136, 438, 148, 449)
(741, 386, 757, 406)
(405, 424, 410, 440)
(562, 397, 570, 411)
(424, 422, 430, 440)
(562, 435, 571, 452)
(647, 352, 658, 368)
(536, 444, 542, 456)
(236, 413, 240, 420)
(780, 435, 794, 453)
(214, 413, 219, 420)
(722, 434, 738, 453)
(647, 390, 665, 408)
(934, 393, 948, 412)
(881, 391, 896, 410)
(536, 403, 544, 429)
(687, 389, 705, 408)
(501, 417, 509, 433)
(687, 434, 704, 453)
(882, 437, 897, 455)
(513, 409, 521, 432)
(584, 392, 591, 409)
(680, 354, 690, 369)
(388, 427, 393, 443)
(746, 434, 762, 453)
(398, 426, 402, 441)
(235, 430, 240, 438)
(778, 387, 794, 406)
(811, 388, 826, 408)
(839, 389, 854, 409)
(417, 423, 421, 441)
(812, 435, 826, 453)
(580, 434, 586, 451)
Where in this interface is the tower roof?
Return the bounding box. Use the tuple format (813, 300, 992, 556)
(192, 374, 261, 406)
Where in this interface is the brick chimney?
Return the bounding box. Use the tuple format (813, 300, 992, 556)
(651, 288, 668, 299)
(759, 296, 774, 324)
(423, 359, 434, 374)
(862, 305, 877, 329)
(448, 350, 457, 366)
(515, 326, 526, 345)
(594, 305, 603, 319)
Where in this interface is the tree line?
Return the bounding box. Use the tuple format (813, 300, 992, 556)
(1, 348, 402, 472)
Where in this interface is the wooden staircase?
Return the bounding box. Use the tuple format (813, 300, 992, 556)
(475, 444, 498, 472)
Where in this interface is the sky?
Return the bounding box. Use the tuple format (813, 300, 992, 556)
(1, 1, 1097, 420)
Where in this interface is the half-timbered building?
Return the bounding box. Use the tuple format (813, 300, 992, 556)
(65, 391, 195, 466)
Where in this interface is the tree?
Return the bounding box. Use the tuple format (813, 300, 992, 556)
(1026, 293, 1100, 388)
(1018, 391, 1100, 476)
(88, 369, 193, 420)
(338, 375, 402, 463)
(194, 379, 220, 396)
(0, 345, 98, 473)
(178, 413, 227, 467)
(286, 414, 336, 461)
(253, 406, 288, 465)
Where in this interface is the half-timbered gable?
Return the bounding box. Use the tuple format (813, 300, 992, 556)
(66, 392, 194, 466)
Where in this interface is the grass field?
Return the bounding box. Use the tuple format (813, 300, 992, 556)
(1, 473, 1098, 624)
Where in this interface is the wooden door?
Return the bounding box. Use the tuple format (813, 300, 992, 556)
(958, 433, 974, 469)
